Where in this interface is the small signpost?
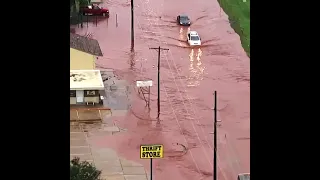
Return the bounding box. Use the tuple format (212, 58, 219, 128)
(140, 144, 164, 180)
(136, 80, 153, 108)
(116, 14, 118, 27)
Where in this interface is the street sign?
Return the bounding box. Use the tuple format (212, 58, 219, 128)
(140, 144, 163, 159)
(136, 80, 153, 87)
(140, 144, 163, 180)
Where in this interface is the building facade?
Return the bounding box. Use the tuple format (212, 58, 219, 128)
(70, 48, 96, 70)
(70, 70, 105, 105)
(70, 33, 103, 70)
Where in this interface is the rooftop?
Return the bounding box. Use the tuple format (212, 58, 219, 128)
(70, 70, 104, 90)
(70, 33, 103, 56)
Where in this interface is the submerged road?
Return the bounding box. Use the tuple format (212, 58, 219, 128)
(71, 0, 250, 179)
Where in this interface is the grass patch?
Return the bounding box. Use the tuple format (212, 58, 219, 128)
(218, 0, 250, 57)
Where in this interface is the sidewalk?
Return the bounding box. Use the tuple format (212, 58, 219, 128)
(70, 123, 150, 180)
(70, 69, 151, 180)
(100, 69, 131, 112)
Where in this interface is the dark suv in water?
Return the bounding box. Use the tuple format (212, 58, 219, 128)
(177, 15, 191, 26)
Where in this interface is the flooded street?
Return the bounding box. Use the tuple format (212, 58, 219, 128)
(71, 0, 250, 179)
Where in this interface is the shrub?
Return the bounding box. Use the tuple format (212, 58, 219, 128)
(78, 0, 91, 6)
(70, 157, 102, 180)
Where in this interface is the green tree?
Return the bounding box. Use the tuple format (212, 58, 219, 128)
(70, 157, 102, 180)
(77, 0, 91, 6)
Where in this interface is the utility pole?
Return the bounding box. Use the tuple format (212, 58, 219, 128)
(131, 0, 134, 50)
(149, 46, 169, 119)
(213, 91, 217, 180)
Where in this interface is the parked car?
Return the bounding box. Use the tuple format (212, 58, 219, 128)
(187, 31, 201, 46)
(177, 15, 191, 26)
(81, 4, 109, 16)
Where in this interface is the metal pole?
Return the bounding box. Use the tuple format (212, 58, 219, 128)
(131, 0, 134, 49)
(157, 46, 161, 118)
(116, 14, 118, 27)
(79, 11, 84, 28)
(213, 91, 217, 180)
(150, 158, 153, 180)
(148, 86, 151, 108)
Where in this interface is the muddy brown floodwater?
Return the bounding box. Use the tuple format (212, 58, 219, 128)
(71, 0, 250, 179)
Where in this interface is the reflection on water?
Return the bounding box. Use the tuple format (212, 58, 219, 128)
(179, 27, 185, 46)
(187, 48, 204, 87)
(178, 27, 191, 46)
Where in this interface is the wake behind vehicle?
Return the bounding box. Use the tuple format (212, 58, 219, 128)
(187, 31, 201, 46)
(81, 4, 109, 16)
(177, 15, 191, 26)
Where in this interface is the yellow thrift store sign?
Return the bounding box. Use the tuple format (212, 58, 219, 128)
(140, 144, 164, 159)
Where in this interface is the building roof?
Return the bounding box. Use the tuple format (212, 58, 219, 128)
(70, 70, 104, 90)
(70, 33, 103, 56)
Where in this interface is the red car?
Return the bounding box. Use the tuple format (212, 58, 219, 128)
(81, 4, 109, 16)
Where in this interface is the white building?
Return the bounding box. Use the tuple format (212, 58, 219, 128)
(70, 69, 105, 105)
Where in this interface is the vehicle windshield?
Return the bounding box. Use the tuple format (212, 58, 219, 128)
(180, 16, 189, 21)
(190, 36, 200, 41)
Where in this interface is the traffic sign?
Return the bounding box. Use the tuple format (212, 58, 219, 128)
(136, 80, 153, 87)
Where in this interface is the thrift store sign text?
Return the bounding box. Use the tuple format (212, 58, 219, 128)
(140, 145, 164, 159)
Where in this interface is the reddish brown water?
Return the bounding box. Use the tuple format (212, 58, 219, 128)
(71, 0, 250, 179)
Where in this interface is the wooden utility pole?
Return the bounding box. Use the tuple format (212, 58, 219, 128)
(131, 0, 134, 50)
(149, 46, 169, 118)
(213, 91, 217, 180)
